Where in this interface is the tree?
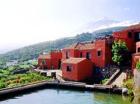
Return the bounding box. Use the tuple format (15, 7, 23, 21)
(112, 40, 128, 66)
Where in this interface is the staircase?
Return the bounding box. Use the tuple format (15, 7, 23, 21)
(111, 72, 127, 87)
(104, 68, 127, 87)
(56, 74, 65, 82)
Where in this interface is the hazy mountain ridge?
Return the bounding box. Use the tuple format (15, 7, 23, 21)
(79, 18, 138, 33)
(0, 26, 126, 64)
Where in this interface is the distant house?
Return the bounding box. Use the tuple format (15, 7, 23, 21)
(62, 36, 113, 68)
(62, 58, 93, 81)
(38, 54, 51, 69)
(113, 23, 140, 53)
(38, 50, 62, 69)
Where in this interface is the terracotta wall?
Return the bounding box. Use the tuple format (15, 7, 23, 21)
(77, 60, 93, 81)
(62, 59, 93, 81)
(62, 63, 78, 81)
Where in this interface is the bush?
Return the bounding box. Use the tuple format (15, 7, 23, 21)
(0, 81, 6, 89)
(123, 78, 134, 94)
(102, 78, 109, 84)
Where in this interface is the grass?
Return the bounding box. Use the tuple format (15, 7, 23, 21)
(102, 78, 109, 84)
(123, 78, 134, 95)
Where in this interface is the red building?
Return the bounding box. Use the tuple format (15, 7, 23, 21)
(38, 50, 62, 69)
(38, 54, 51, 69)
(62, 58, 93, 81)
(62, 36, 113, 68)
(113, 23, 140, 53)
(93, 36, 113, 67)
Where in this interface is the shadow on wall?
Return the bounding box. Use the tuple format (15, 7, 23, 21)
(92, 67, 103, 84)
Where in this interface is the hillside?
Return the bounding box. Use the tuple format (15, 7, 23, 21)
(0, 26, 126, 64)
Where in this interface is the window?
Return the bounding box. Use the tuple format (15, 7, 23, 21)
(51, 66, 54, 69)
(97, 50, 102, 56)
(66, 51, 69, 59)
(128, 32, 132, 38)
(58, 59, 61, 69)
(138, 47, 140, 52)
(80, 52, 82, 58)
(42, 59, 46, 65)
(135, 32, 140, 42)
(86, 52, 91, 59)
(139, 33, 140, 39)
(66, 65, 72, 72)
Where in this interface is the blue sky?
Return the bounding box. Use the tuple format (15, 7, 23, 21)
(0, 0, 140, 53)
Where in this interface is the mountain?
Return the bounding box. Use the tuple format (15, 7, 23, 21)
(86, 18, 119, 29)
(0, 26, 126, 65)
(78, 18, 137, 33)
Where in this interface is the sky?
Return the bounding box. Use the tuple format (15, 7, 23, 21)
(0, 0, 140, 53)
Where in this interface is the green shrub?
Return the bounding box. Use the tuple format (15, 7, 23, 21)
(102, 78, 109, 84)
(123, 78, 134, 94)
(0, 81, 6, 89)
